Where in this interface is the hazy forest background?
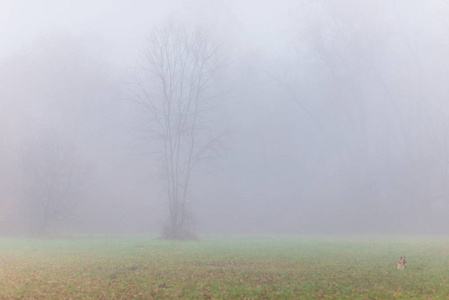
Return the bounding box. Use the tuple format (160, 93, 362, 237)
(2, 0, 449, 237)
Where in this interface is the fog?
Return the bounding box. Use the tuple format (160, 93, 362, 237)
(2, 0, 449, 236)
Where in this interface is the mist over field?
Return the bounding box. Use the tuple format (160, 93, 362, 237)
(2, 0, 449, 236)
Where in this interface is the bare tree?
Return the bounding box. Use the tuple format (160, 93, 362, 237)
(20, 128, 92, 235)
(131, 22, 228, 240)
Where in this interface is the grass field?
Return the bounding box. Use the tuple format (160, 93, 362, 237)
(0, 235, 448, 299)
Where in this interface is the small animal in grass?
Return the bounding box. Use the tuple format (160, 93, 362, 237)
(397, 256, 407, 269)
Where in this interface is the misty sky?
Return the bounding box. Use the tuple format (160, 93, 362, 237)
(1, 0, 292, 63)
(2, 0, 449, 235)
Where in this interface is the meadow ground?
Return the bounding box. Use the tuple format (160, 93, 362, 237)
(0, 235, 448, 299)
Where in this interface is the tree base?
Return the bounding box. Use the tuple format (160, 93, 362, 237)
(161, 225, 198, 241)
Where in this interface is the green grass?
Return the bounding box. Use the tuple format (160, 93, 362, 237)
(0, 235, 448, 299)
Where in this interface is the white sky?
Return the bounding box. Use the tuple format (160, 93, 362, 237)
(0, 0, 294, 64)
